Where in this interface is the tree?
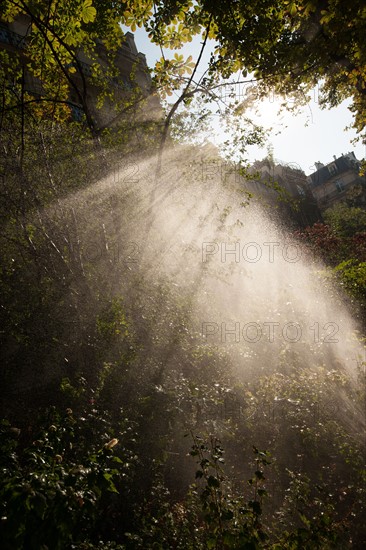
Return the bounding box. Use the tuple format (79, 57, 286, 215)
(145, 0, 366, 143)
(0, 0, 154, 138)
(3, 1, 366, 155)
(294, 204, 366, 322)
(323, 202, 366, 238)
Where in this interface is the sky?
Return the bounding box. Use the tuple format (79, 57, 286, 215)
(126, 26, 366, 176)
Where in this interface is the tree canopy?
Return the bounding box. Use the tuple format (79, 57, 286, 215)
(146, 0, 366, 141)
(1, 0, 366, 141)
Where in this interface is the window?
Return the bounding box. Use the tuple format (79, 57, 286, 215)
(296, 184, 305, 196)
(0, 26, 25, 48)
(328, 163, 338, 176)
(335, 179, 344, 193)
(24, 73, 44, 96)
(121, 75, 133, 89)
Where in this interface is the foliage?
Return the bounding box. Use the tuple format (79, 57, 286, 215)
(1, 5, 366, 549)
(3, 1, 366, 161)
(323, 202, 366, 239)
(0, 0, 155, 137)
(0, 411, 123, 550)
(122, 0, 366, 141)
(294, 222, 342, 264)
(294, 203, 366, 318)
(333, 260, 366, 308)
(121, 429, 358, 549)
(189, 437, 271, 549)
(2, 380, 365, 549)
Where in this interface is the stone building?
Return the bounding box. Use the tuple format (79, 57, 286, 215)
(307, 152, 366, 211)
(243, 158, 320, 227)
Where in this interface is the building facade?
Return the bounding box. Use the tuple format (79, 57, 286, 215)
(244, 158, 321, 227)
(307, 152, 366, 211)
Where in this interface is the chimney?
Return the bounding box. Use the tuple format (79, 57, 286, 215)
(315, 161, 324, 170)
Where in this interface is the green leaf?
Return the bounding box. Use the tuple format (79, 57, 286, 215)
(81, 0, 97, 24)
(299, 513, 311, 527)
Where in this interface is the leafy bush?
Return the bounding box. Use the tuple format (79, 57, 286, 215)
(0, 412, 123, 550)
